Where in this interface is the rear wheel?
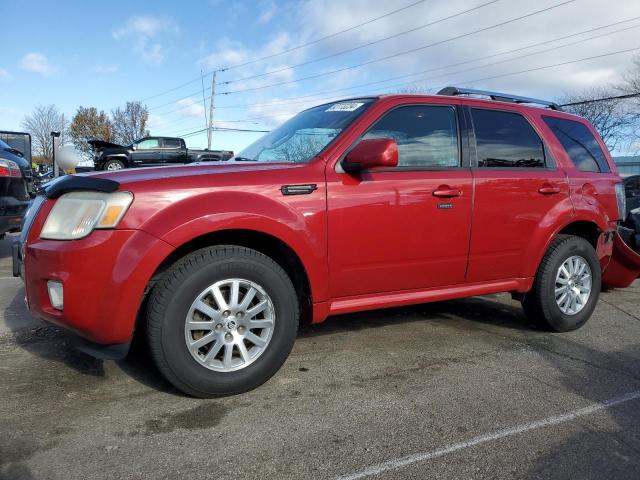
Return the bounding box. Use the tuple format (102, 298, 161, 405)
(522, 235, 601, 332)
(146, 246, 299, 397)
(103, 158, 125, 170)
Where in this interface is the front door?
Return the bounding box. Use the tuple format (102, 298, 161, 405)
(326, 103, 473, 298)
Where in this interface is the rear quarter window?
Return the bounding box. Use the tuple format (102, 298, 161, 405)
(542, 116, 610, 173)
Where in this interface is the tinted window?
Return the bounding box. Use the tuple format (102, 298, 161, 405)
(164, 138, 182, 148)
(542, 116, 610, 173)
(472, 109, 545, 168)
(137, 138, 160, 149)
(362, 105, 459, 167)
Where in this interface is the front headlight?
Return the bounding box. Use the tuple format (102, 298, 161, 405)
(40, 191, 133, 240)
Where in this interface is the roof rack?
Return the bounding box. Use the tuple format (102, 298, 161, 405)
(437, 86, 562, 111)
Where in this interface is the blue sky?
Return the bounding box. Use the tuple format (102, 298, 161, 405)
(1, 0, 640, 154)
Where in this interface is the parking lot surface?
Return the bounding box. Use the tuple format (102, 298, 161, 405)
(1, 233, 640, 480)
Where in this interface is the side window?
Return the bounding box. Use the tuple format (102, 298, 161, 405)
(163, 138, 182, 149)
(471, 109, 546, 168)
(362, 105, 459, 168)
(542, 116, 610, 173)
(136, 138, 160, 150)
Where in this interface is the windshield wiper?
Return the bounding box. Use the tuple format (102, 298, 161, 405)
(233, 156, 256, 162)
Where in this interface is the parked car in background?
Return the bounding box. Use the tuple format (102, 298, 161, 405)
(90, 137, 234, 170)
(625, 175, 640, 214)
(15, 88, 640, 397)
(0, 140, 30, 238)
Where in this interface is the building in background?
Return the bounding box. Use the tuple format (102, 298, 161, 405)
(615, 156, 640, 176)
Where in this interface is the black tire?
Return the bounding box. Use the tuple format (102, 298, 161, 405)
(146, 245, 299, 397)
(102, 158, 126, 170)
(522, 235, 601, 332)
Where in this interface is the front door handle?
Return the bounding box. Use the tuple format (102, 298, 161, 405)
(433, 186, 461, 198)
(538, 184, 561, 195)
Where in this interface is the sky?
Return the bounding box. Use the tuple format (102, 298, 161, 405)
(1, 0, 640, 155)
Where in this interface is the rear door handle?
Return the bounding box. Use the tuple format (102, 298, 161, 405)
(538, 184, 561, 195)
(433, 186, 461, 198)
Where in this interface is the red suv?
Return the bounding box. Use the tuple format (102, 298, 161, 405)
(15, 87, 639, 397)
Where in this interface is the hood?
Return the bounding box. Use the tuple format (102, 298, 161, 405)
(87, 139, 125, 150)
(79, 161, 300, 186)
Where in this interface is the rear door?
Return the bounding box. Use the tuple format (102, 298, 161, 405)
(326, 101, 474, 298)
(466, 107, 571, 282)
(162, 138, 186, 163)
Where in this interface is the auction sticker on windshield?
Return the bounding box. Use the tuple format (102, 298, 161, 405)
(326, 102, 364, 112)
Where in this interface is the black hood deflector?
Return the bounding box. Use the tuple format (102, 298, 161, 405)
(43, 175, 120, 199)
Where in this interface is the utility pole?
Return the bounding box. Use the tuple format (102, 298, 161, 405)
(207, 71, 216, 150)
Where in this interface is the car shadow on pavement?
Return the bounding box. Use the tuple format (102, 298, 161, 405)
(299, 294, 538, 338)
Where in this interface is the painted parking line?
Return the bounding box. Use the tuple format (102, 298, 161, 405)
(337, 391, 640, 480)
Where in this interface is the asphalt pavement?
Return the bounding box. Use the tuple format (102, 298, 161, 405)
(1, 233, 640, 480)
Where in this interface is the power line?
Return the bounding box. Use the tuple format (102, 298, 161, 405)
(155, 14, 639, 124)
(560, 92, 640, 106)
(149, 0, 575, 111)
(139, 0, 428, 103)
(215, 0, 577, 96)
(218, 0, 501, 86)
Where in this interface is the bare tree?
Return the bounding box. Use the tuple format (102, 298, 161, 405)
(271, 134, 327, 163)
(69, 106, 114, 159)
(21, 104, 69, 161)
(559, 87, 635, 151)
(618, 54, 640, 151)
(111, 101, 150, 145)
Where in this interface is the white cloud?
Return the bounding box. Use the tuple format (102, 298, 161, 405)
(147, 114, 168, 130)
(176, 98, 206, 118)
(257, 0, 277, 24)
(94, 64, 119, 74)
(113, 15, 179, 65)
(19, 53, 55, 76)
(0, 68, 10, 81)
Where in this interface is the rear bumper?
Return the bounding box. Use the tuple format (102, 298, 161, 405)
(23, 229, 174, 345)
(602, 230, 640, 288)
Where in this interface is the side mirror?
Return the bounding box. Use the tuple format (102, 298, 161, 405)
(132, 145, 137, 151)
(342, 138, 398, 172)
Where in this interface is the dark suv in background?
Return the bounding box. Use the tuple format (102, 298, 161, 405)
(0, 139, 31, 238)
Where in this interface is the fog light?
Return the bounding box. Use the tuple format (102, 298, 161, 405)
(47, 280, 63, 310)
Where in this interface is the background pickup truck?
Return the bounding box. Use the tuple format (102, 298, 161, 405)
(90, 136, 234, 170)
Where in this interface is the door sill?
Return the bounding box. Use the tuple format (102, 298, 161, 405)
(322, 278, 531, 318)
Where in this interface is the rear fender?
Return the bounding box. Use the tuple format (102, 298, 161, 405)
(523, 206, 611, 283)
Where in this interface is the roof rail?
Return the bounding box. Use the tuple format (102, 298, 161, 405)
(437, 86, 562, 111)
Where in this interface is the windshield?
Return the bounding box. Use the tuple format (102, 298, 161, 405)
(0, 139, 11, 150)
(235, 99, 375, 163)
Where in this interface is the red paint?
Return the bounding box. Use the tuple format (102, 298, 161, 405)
(22, 94, 636, 346)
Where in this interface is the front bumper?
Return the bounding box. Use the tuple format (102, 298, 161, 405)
(22, 228, 173, 345)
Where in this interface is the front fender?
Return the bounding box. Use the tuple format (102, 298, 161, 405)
(132, 190, 329, 302)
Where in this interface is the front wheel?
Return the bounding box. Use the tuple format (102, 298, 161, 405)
(522, 235, 601, 332)
(146, 246, 299, 397)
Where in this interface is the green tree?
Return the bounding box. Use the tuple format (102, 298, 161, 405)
(69, 106, 114, 158)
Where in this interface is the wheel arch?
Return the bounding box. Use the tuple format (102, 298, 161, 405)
(529, 217, 611, 281)
(146, 228, 314, 327)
